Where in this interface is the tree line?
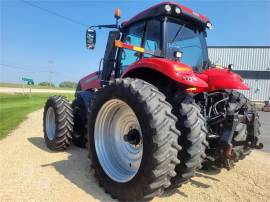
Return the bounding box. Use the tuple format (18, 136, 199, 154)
(38, 81, 77, 88)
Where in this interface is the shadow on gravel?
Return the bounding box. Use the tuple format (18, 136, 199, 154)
(162, 188, 188, 198)
(162, 169, 219, 198)
(28, 137, 55, 153)
(27, 137, 220, 201)
(189, 179, 210, 188)
(28, 137, 115, 201)
(199, 167, 222, 176)
(196, 171, 220, 181)
(161, 177, 211, 198)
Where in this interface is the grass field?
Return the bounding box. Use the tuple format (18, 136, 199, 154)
(0, 93, 74, 139)
(0, 82, 74, 90)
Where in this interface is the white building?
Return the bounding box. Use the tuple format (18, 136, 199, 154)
(208, 46, 270, 101)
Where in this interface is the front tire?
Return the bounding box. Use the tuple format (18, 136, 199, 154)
(71, 97, 87, 148)
(43, 96, 73, 151)
(88, 78, 181, 201)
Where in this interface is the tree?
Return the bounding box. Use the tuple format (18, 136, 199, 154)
(38, 82, 55, 87)
(59, 81, 77, 89)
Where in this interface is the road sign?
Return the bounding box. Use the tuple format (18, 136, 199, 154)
(22, 77, 34, 85)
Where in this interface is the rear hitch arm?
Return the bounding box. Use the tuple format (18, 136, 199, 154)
(219, 114, 239, 159)
(220, 114, 238, 145)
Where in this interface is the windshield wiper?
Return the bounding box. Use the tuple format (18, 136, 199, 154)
(171, 24, 186, 44)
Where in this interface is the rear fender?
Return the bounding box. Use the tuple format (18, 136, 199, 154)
(121, 58, 208, 88)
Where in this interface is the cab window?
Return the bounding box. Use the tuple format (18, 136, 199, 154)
(144, 19, 161, 58)
(120, 22, 145, 72)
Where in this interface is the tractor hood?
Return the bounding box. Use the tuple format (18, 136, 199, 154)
(196, 67, 250, 92)
(122, 58, 208, 88)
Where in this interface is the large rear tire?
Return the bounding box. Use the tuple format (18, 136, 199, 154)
(232, 122, 250, 162)
(43, 96, 73, 151)
(229, 91, 261, 161)
(166, 94, 207, 191)
(87, 78, 181, 201)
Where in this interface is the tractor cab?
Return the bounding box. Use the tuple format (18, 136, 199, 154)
(119, 2, 211, 71)
(86, 2, 212, 84)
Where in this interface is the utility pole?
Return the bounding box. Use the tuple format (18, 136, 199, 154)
(49, 70, 54, 88)
(48, 60, 54, 88)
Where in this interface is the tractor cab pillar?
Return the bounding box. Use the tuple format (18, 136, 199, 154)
(101, 31, 120, 84)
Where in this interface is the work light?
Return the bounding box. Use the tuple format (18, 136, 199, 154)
(206, 22, 212, 29)
(175, 51, 183, 59)
(175, 7, 181, 14)
(164, 5, 171, 12)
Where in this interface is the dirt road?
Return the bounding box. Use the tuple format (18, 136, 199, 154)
(0, 87, 74, 94)
(0, 109, 270, 202)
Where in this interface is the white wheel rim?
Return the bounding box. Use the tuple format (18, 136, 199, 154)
(46, 107, 56, 140)
(94, 99, 143, 183)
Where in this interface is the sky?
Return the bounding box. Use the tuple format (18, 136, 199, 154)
(0, 0, 270, 85)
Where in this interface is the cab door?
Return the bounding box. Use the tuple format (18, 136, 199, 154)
(117, 22, 145, 75)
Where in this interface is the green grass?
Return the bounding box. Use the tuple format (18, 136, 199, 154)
(0, 82, 74, 90)
(0, 93, 74, 139)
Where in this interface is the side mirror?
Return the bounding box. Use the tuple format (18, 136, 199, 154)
(86, 29, 96, 49)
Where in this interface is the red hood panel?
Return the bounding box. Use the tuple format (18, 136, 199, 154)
(80, 72, 100, 90)
(197, 68, 249, 91)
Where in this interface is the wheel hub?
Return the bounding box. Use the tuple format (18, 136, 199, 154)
(94, 99, 143, 183)
(45, 107, 56, 140)
(123, 128, 142, 146)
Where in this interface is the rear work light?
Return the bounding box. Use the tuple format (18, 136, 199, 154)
(175, 7, 181, 14)
(164, 5, 172, 12)
(206, 22, 212, 29)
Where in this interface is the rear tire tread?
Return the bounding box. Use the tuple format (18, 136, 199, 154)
(87, 78, 181, 201)
(166, 94, 207, 191)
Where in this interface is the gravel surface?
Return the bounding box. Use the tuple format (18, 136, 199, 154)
(259, 112, 270, 152)
(0, 109, 270, 202)
(0, 87, 74, 94)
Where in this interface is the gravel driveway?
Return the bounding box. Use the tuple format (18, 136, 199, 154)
(0, 109, 270, 201)
(0, 87, 74, 94)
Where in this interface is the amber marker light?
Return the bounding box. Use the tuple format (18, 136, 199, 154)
(174, 66, 191, 72)
(115, 8, 121, 20)
(186, 87, 197, 92)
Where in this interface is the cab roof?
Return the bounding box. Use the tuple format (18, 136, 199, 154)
(122, 2, 210, 28)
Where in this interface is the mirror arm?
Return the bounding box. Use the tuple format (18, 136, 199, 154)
(90, 24, 119, 29)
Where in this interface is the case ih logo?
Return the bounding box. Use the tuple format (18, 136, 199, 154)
(183, 76, 198, 82)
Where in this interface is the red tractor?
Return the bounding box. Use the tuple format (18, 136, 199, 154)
(43, 2, 262, 201)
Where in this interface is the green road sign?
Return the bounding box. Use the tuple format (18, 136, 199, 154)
(22, 77, 34, 85)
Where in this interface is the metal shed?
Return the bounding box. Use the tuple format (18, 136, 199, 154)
(208, 46, 270, 101)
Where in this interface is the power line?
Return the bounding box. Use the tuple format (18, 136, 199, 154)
(0, 63, 49, 73)
(0, 63, 77, 81)
(21, 0, 88, 28)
